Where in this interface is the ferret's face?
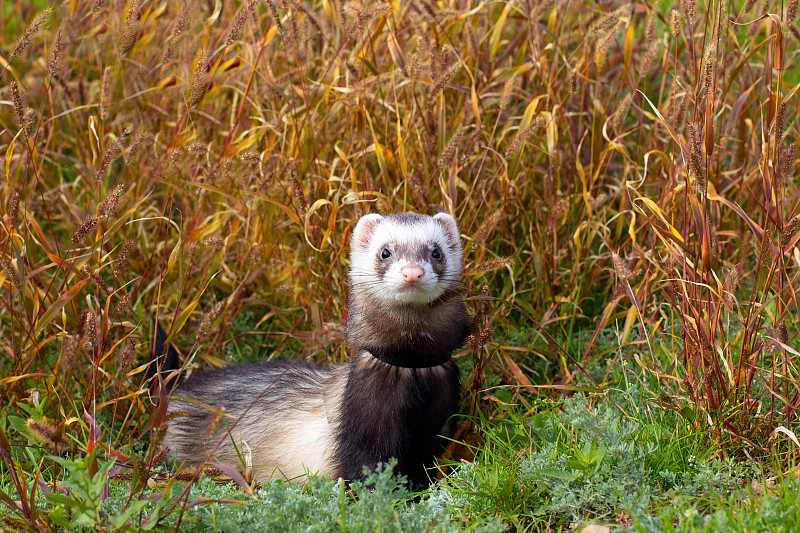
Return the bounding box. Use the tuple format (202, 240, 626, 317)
(349, 213, 463, 306)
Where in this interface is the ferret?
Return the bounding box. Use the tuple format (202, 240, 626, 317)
(155, 212, 472, 487)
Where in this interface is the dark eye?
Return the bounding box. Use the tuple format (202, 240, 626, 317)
(431, 248, 442, 261)
(380, 249, 391, 259)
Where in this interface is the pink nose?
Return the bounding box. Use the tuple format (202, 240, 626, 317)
(400, 265, 424, 282)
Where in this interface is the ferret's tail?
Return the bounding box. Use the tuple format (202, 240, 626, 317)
(146, 319, 180, 395)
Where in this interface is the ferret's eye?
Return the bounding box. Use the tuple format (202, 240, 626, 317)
(431, 248, 442, 261)
(380, 249, 391, 259)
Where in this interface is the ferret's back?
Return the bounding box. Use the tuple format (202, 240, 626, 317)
(163, 360, 346, 481)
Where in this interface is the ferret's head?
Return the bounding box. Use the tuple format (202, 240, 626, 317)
(349, 212, 463, 307)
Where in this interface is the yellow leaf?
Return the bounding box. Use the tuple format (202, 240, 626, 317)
(489, 3, 513, 59)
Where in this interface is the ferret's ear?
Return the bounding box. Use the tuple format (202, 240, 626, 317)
(352, 214, 383, 250)
(433, 213, 460, 247)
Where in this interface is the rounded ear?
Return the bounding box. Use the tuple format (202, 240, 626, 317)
(433, 212, 460, 246)
(352, 214, 383, 250)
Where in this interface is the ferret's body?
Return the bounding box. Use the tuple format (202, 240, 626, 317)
(161, 212, 471, 485)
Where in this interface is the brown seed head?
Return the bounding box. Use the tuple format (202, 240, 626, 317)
(226, 1, 255, 47)
(128, 129, 154, 162)
(759, 228, 774, 267)
(429, 60, 461, 102)
(498, 76, 516, 115)
(9, 8, 52, 65)
(472, 210, 502, 251)
(188, 48, 209, 109)
(437, 126, 468, 171)
(473, 258, 513, 276)
(84, 311, 97, 352)
(119, 0, 141, 57)
(267, 0, 285, 37)
(98, 184, 125, 217)
(789, 0, 799, 21)
(610, 92, 633, 132)
(504, 119, 538, 159)
(0, 256, 21, 293)
(61, 334, 80, 373)
(82, 265, 111, 299)
(48, 24, 65, 77)
(163, 3, 191, 63)
(114, 240, 134, 278)
(96, 138, 123, 184)
(682, 0, 696, 24)
(202, 236, 225, 251)
(11, 81, 25, 128)
(9, 190, 21, 228)
(100, 66, 112, 121)
(115, 292, 133, 315)
(781, 215, 800, 250)
(198, 300, 226, 341)
(670, 9, 681, 37)
(612, 252, 631, 282)
(119, 338, 136, 372)
(73, 216, 98, 246)
(783, 142, 796, 178)
(26, 419, 57, 446)
(207, 405, 226, 436)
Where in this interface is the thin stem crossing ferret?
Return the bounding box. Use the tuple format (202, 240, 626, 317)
(156, 212, 471, 486)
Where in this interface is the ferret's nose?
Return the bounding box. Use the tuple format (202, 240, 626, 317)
(400, 265, 424, 282)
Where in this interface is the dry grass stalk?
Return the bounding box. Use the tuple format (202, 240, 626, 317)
(82, 265, 112, 299)
(267, 0, 285, 36)
(115, 293, 133, 315)
(505, 117, 542, 159)
(119, 0, 142, 57)
(98, 184, 125, 217)
(473, 258, 513, 276)
(10, 81, 35, 139)
(198, 300, 227, 340)
(60, 335, 81, 373)
(428, 60, 461, 102)
(72, 216, 98, 246)
(128, 129, 154, 161)
(187, 48, 210, 109)
(789, 0, 799, 21)
(84, 311, 98, 352)
(96, 138, 123, 184)
(610, 92, 633, 132)
(25, 419, 58, 447)
(163, 3, 191, 64)
(681, 0, 696, 24)
(100, 66, 112, 121)
(670, 9, 681, 37)
(48, 24, 65, 77)
(113, 241, 134, 278)
(9, 191, 21, 228)
(289, 171, 307, 218)
(472, 210, 503, 251)
(781, 216, 800, 250)
(226, 1, 255, 47)
(437, 126, 468, 170)
(782, 143, 796, 179)
(11, 81, 25, 127)
(0, 256, 22, 293)
(8, 8, 52, 66)
(498, 76, 516, 116)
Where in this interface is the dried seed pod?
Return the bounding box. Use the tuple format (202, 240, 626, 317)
(8, 8, 52, 65)
(0, 256, 21, 293)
